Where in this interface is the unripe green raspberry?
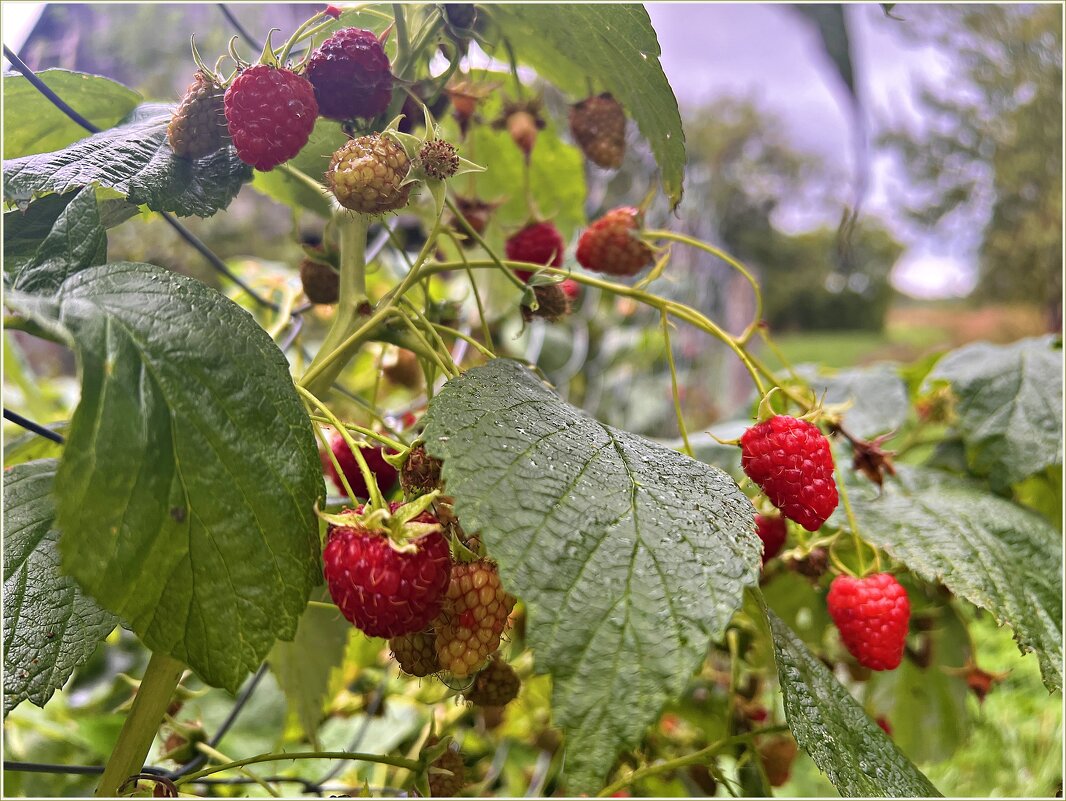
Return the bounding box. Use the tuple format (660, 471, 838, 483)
(326, 134, 412, 214)
(390, 628, 441, 677)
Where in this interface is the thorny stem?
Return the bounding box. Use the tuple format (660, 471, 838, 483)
(174, 751, 423, 787)
(194, 743, 279, 798)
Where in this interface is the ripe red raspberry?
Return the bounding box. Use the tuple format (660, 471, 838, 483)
(323, 503, 451, 638)
(576, 207, 654, 277)
(305, 27, 393, 121)
(755, 513, 787, 564)
(435, 561, 516, 677)
(326, 134, 412, 214)
(464, 656, 520, 707)
(322, 432, 399, 498)
(569, 93, 626, 169)
(168, 71, 230, 159)
(740, 415, 839, 531)
(390, 628, 441, 677)
(224, 65, 317, 171)
(505, 221, 565, 283)
(827, 573, 910, 671)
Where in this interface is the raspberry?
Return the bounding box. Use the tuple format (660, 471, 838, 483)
(740, 415, 839, 531)
(827, 573, 910, 671)
(755, 513, 787, 564)
(400, 444, 443, 496)
(224, 65, 317, 171)
(326, 134, 412, 214)
(521, 283, 571, 323)
(306, 27, 394, 121)
(569, 93, 626, 169)
(493, 99, 546, 159)
(464, 656, 520, 707)
(506, 221, 565, 282)
(299, 258, 339, 304)
(757, 736, 798, 787)
(390, 628, 441, 677)
(419, 139, 460, 180)
(425, 737, 466, 797)
(383, 348, 423, 389)
(576, 207, 654, 277)
(323, 503, 451, 638)
(435, 561, 516, 677)
(443, 4, 478, 31)
(167, 71, 230, 159)
(322, 432, 399, 498)
(876, 716, 892, 736)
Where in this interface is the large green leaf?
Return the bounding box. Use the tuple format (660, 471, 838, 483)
(764, 605, 942, 797)
(269, 587, 351, 747)
(3, 103, 251, 218)
(421, 359, 760, 792)
(843, 466, 1062, 691)
(490, 4, 686, 208)
(2, 69, 142, 160)
(3, 460, 117, 716)
(929, 336, 1063, 491)
(4, 263, 323, 692)
(799, 363, 909, 440)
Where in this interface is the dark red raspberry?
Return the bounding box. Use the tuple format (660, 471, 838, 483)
(505, 222, 565, 282)
(322, 432, 399, 498)
(224, 65, 317, 171)
(323, 503, 451, 638)
(576, 206, 654, 277)
(305, 27, 393, 120)
(827, 573, 910, 671)
(755, 513, 787, 564)
(740, 415, 839, 531)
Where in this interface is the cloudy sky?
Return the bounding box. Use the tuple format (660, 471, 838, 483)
(2, 2, 979, 297)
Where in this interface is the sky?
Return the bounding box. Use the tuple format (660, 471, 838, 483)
(1, 2, 982, 298)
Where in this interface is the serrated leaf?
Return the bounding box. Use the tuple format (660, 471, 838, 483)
(929, 335, 1063, 490)
(2, 69, 142, 160)
(269, 588, 351, 747)
(4, 186, 110, 294)
(3, 460, 117, 716)
(421, 359, 760, 792)
(4, 263, 323, 692)
(763, 604, 942, 797)
(3, 103, 251, 218)
(800, 363, 908, 440)
(491, 4, 686, 208)
(843, 466, 1063, 691)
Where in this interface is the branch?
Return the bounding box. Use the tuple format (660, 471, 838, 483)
(2, 409, 65, 444)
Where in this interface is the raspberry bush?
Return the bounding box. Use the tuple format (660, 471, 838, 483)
(1, 4, 1061, 799)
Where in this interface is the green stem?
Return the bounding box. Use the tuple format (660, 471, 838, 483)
(175, 751, 423, 786)
(392, 5, 410, 73)
(596, 727, 789, 798)
(96, 651, 185, 797)
(307, 416, 407, 452)
(300, 214, 370, 397)
(660, 310, 693, 457)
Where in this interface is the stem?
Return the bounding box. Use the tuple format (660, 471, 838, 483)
(300, 214, 370, 397)
(596, 728, 789, 798)
(660, 310, 693, 457)
(96, 652, 185, 797)
(308, 416, 407, 452)
(195, 743, 279, 798)
(175, 751, 422, 787)
(392, 4, 410, 72)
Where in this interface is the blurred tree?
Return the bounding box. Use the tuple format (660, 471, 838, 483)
(879, 5, 1063, 328)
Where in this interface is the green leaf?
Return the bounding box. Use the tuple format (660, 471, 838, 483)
(866, 600, 972, 764)
(2, 424, 67, 467)
(4, 263, 323, 692)
(800, 363, 909, 439)
(457, 74, 587, 241)
(269, 587, 350, 747)
(421, 359, 760, 792)
(3, 460, 117, 716)
(929, 335, 1063, 490)
(843, 466, 1063, 691)
(763, 604, 942, 797)
(4, 187, 113, 294)
(3, 103, 251, 218)
(490, 5, 686, 208)
(2, 69, 141, 160)
(250, 118, 347, 217)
